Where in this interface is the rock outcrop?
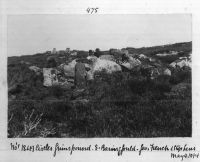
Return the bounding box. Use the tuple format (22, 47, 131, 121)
(170, 58, 191, 68)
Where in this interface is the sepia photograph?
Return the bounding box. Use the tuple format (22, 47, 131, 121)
(7, 14, 192, 138)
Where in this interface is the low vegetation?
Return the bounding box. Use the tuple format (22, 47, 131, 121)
(7, 42, 192, 137)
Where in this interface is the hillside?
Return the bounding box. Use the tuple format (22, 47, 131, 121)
(8, 42, 192, 66)
(7, 41, 192, 138)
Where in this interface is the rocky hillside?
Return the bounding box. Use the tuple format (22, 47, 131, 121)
(7, 41, 192, 138)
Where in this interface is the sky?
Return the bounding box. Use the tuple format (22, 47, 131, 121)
(7, 14, 192, 56)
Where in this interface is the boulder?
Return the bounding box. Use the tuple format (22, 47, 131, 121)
(156, 51, 178, 56)
(163, 68, 171, 76)
(85, 63, 91, 71)
(20, 61, 31, 65)
(139, 54, 148, 59)
(170, 59, 191, 68)
(99, 55, 115, 62)
(63, 59, 77, 77)
(75, 62, 86, 88)
(43, 68, 58, 87)
(149, 58, 156, 62)
(29, 66, 41, 75)
(87, 56, 98, 63)
(86, 70, 94, 81)
(71, 51, 77, 56)
(92, 59, 122, 74)
(121, 58, 141, 70)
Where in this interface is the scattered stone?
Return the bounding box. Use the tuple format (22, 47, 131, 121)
(71, 51, 77, 56)
(170, 58, 191, 68)
(121, 58, 141, 70)
(156, 51, 178, 56)
(43, 68, 58, 87)
(87, 56, 98, 63)
(163, 68, 171, 76)
(92, 59, 122, 74)
(74, 62, 87, 88)
(62, 59, 77, 77)
(139, 54, 148, 59)
(29, 66, 41, 75)
(20, 61, 31, 65)
(86, 70, 94, 81)
(99, 55, 115, 62)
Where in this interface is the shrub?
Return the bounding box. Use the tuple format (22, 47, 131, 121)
(170, 68, 191, 84)
(46, 57, 57, 68)
(49, 85, 64, 98)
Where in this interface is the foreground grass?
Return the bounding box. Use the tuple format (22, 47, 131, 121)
(8, 96, 191, 137)
(8, 66, 192, 137)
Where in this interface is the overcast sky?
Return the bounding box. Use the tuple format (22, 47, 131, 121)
(7, 14, 192, 56)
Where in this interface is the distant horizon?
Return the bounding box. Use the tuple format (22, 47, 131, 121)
(7, 41, 192, 57)
(8, 14, 192, 57)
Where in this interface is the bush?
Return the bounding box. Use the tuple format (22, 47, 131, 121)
(8, 60, 192, 137)
(49, 85, 65, 98)
(170, 68, 191, 84)
(46, 57, 57, 68)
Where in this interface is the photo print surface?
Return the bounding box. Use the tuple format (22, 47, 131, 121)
(7, 14, 192, 138)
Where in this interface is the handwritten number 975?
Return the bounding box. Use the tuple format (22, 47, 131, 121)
(87, 8, 98, 14)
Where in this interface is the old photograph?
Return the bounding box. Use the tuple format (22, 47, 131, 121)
(7, 14, 192, 138)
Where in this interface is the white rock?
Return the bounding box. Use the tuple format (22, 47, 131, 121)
(99, 55, 115, 61)
(149, 58, 156, 62)
(156, 51, 178, 56)
(139, 54, 148, 59)
(163, 68, 171, 76)
(63, 59, 77, 77)
(170, 59, 191, 68)
(179, 57, 187, 59)
(121, 58, 141, 70)
(87, 56, 98, 62)
(43, 68, 58, 86)
(93, 59, 121, 74)
(29, 66, 41, 73)
(71, 52, 77, 56)
(86, 70, 94, 80)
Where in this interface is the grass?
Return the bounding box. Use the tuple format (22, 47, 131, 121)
(8, 70, 192, 137)
(7, 41, 192, 137)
